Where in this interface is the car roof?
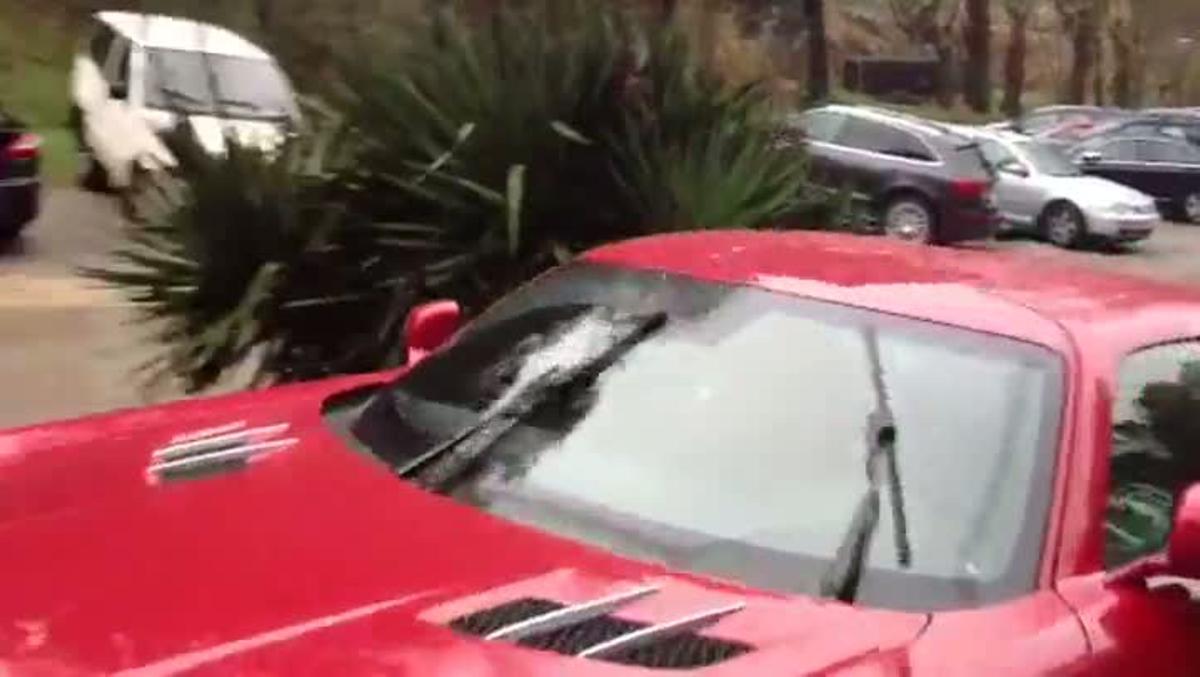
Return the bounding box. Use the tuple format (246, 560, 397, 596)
(814, 104, 964, 141)
(582, 230, 1200, 355)
(95, 11, 271, 59)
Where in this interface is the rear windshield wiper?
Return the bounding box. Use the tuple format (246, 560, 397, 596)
(819, 326, 912, 604)
(396, 309, 667, 493)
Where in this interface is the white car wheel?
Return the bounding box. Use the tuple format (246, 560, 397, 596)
(883, 198, 934, 244)
(1043, 202, 1086, 248)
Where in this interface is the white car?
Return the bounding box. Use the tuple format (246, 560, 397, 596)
(70, 11, 298, 190)
(957, 129, 1159, 248)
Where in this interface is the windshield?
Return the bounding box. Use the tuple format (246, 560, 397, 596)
(143, 48, 296, 119)
(345, 264, 1063, 612)
(1018, 141, 1081, 177)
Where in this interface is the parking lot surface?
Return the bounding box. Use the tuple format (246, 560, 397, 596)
(3, 189, 1200, 429)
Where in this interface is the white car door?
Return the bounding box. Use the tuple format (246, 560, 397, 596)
(81, 35, 175, 187)
(981, 140, 1044, 229)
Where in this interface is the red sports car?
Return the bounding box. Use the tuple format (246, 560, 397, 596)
(4, 231, 1200, 675)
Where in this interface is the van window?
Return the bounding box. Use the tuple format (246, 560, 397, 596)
(88, 24, 115, 66)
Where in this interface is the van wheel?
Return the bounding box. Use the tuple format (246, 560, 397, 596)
(1040, 201, 1087, 248)
(78, 149, 109, 192)
(882, 195, 935, 244)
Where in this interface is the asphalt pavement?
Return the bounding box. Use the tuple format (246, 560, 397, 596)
(4, 189, 1200, 429)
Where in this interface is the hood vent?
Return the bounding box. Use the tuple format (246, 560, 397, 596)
(448, 589, 751, 670)
(147, 422, 297, 483)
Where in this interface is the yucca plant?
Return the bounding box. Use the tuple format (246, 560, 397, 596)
(91, 0, 826, 391)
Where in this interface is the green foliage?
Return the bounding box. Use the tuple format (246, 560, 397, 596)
(91, 0, 822, 391)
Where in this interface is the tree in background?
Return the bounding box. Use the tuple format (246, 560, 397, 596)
(888, 0, 962, 107)
(90, 1, 817, 391)
(1001, 0, 1034, 117)
(1108, 0, 1137, 107)
(1091, 0, 1111, 105)
(962, 0, 991, 113)
(803, 0, 829, 103)
(1054, 0, 1099, 104)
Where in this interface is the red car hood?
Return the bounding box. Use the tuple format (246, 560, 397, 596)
(0, 378, 927, 675)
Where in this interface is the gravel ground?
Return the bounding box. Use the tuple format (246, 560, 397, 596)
(3, 189, 1200, 429)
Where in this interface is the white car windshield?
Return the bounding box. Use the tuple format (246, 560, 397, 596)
(143, 48, 296, 120)
(346, 264, 1065, 612)
(1018, 141, 1081, 177)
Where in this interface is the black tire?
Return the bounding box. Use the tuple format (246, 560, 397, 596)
(881, 194, 936, 244)
(1180, 192, 1200, 224)
(1040, 201, 1087, 249)
(78, 150, 110, 192)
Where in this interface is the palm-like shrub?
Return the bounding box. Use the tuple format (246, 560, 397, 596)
(91, 0, 818, 392)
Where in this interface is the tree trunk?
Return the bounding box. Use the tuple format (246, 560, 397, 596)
(1001, 7, 1029, 117)
(963, 0, 992, 112)
(254, 0, 274, 32)
(1064, 4, 1097, 104)
(804, 0, 830, 102)
(934, 42, 956, 107)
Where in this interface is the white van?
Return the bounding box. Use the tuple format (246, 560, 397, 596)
(70, 11, 298, 190)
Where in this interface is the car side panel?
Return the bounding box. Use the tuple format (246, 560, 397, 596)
(1085, 160, 1159, 199)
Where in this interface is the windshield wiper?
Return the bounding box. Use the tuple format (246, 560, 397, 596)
(818, 326, 912, 604)
(396, 309, 667, 493)
(159, 86, 204, 105)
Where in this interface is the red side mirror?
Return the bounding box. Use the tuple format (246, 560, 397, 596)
(404, 300, 461, 365)
(1168, 484, 1200, 579)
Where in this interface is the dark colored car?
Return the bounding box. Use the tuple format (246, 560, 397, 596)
(1071, 135, 1200, 223)
(0, 109, 41, 241)
(1011, 105, 1130, 138)
(1077, 111, 1200, 148)
(794, 105, 998, 244)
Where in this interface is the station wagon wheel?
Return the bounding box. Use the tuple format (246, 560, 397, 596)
(1041, 201, 1086, 249)
(882, 196, 934, 244)
(1184, 193, 1200, 224)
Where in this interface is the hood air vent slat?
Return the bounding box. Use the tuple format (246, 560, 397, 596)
(147, 422, 297, 483)
(448, 594, 752, 670)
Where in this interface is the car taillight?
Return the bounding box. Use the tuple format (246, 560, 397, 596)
(4, 132, 41, 161)
(950, 179, 989, 202)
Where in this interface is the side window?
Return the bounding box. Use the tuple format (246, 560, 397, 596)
(1102, 140, 1138, 162)
(801, 111, 847, 144)
(1135, 141, 1198, 164)
(1107, 341, 1200, 568)
(979, 139, 1021, 171)
(88, 24, 115, 68)
(834, 118, 935, 161)
(104, 38, 131, 96)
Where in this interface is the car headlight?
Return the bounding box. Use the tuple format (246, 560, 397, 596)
(1107, 202, 1153, 216)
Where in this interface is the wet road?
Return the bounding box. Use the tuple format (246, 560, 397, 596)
(4, 189, 1200, 429)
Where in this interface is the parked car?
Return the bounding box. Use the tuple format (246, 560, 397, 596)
(69, 11, 299, 191)
(961, 129, 1158, 247)
(996, 105, 1129, 138)
(5, 230, 1200, 674)
(0, 108, 40, 241)
(1076, 111, 1200, 148)
(794, 105, 999, 244)
(1070, 135, 1200, 223)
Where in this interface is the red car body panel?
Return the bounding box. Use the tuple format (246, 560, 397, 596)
(5, 231, 1200, 675)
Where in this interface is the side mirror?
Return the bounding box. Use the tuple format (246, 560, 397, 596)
(1078, 150, 1103, 165)
(1168, 484, 1200, 579)
(404, 300, 461, 365)
(999, 160, 1030, 178)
